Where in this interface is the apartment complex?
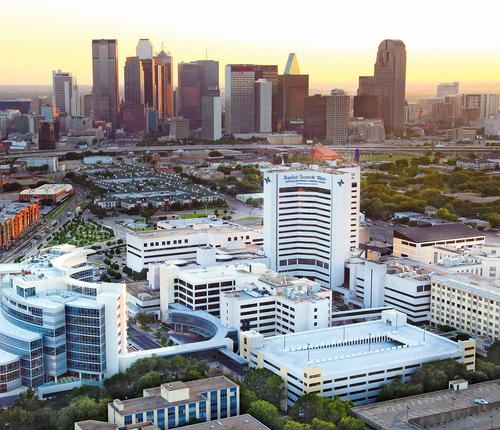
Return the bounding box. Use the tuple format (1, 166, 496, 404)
(19, 183, 73, 203)
(431, 273, 500, 339)
(0, 245, 127, 397)
(127, 217, 263, 272)
(393, 224, 485, 264)
(263, 165, 360, 288)
(240, 310, 475, 408)
(0, 200, 39, 248)
(107, 376, 239, 429)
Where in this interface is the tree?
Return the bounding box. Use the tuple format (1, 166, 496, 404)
(240, 386, 258, 413)
(248, 400, 284, 430)
(243, 368, 285, 407)
(487, 340, 500, 365)
(379, 377, 423, 400)
(290, 394, 352, 425)
(56, 396, 108, 430)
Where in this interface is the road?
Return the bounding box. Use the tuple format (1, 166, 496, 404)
(224, 195, 262, 220)
(0, 185, 88, 263)
(128, 324, 161, 350)
(0, 141, 495, 161)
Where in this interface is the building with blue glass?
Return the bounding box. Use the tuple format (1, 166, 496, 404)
(107, 376, 239, 430)
(0, 245, 127, 400)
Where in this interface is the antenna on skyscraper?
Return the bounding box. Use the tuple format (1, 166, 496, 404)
(205, 48, 208, 60)
(161, 41, 165, 52)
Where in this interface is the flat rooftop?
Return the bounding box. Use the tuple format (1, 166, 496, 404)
(129, 224, 255, 239)
(250, 318, 461, 377)
(181, 415, 269, 430)
(112, 376, 236, 416)
(353, 380, 500, 430)
(394, 223, 484, 243)
(431, 273, 500, 299)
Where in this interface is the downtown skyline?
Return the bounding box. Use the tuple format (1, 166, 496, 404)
(3, 0, 500, 88)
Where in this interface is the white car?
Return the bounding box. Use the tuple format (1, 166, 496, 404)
(474, 398, 488, 405)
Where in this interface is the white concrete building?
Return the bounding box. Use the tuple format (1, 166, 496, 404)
(346, 257, 434, 323)
(484, 116, 500, 137)
(431, 273, 500, 340)
(201, 95, 222, 140)
(240, 310, 475, 407)
(264, 165, 360, 288)
(127, 218, 263, 272)
(255, 79, 272, 133)
(220, 273, 331, 336)
(393, 224, 485, 264)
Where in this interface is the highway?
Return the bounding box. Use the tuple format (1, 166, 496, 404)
(0, 141, 495, 161)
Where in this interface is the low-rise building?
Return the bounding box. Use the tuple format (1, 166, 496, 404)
(169, 117, 190, 140)
(19, 156, 59, 172)
(430, 273, 500, 340)
(19, 183, 73, 203)
(0, 200, 39, 248)
(393, 224, 485, 264)
(266, 132, 303, 145)
(127, 218, 263, 272)
(107, 376, 239, 429)
(240, 310, 475, 407)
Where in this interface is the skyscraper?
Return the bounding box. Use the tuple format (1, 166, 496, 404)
(225, 65, 256, 134)
(178, 62, 203, 129)
(278, 53, 309, 130)
(141, 58, 156, 109)
(52, 70, 73, 115)
(374, 40, 406, 136)
(193, 60, 219, 96)
(156, 49, 174, 118)
(136, 38, 153, 60)
(264, 165, 360, 288)
(354, 40, 406, 136)
(92, 39, 119, 128)
(326, 89, 350, 144)
(124, 56, 144, 105)
(255, 79, 272, 133)
(303, 94, 326, 139)
(70, 78, 81, 117)
(201, 95, 222, 140)
(225, 64, 278, 134)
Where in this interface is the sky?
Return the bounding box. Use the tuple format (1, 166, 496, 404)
(3, 0, 500, 92)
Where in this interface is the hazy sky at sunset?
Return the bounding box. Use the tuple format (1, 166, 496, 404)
(3, 0, 500, 89)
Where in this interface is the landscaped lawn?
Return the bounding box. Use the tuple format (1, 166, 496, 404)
(45, 217, 114, 248)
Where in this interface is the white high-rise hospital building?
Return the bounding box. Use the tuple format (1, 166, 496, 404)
(264, 165, 360, 288)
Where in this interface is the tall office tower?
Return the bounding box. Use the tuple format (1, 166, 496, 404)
(92, 39, 119, 128)
(353, 76, 383, 119)
(463, 93, 499, 120)
(141, 58, 156, 108)
(193, 60, 220, 96)
(201, 95, 222, 140)
(326, 89, 350, 144)
(156, 49, 174, 118)
(303, 95, 327, 140)
(437, 82, 459, 98)
(264, 165, 361, 288)
(255, 79, 272, 133)
(146, 107, 158, 133)
(278, 54, 309, 130)
(83, 94, 93, 117)
(52, 70, 73, 115)
(255, 65, 279, 130)
(124, 56, 144, 105)
(153, 60, 164, 119)
(373, 40, 406, 136)
(225, 65, 256, 134)
(38, 121, 56, 150)
(120, 101, 145, 132)
(70, 78, 81, 117)
(136, 38, 153, 60)
(178, 62, 203, 129)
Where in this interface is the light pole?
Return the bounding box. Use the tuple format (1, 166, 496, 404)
(307, 342, 311, 363)
(406, 404, 410, 422)
(368, 333, 372, 352)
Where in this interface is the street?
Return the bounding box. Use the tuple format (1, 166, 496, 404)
(128, 323, 161, 350)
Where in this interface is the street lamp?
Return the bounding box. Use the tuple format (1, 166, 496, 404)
(406, 404, 410, 422)
(368, 333, 372, 352)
